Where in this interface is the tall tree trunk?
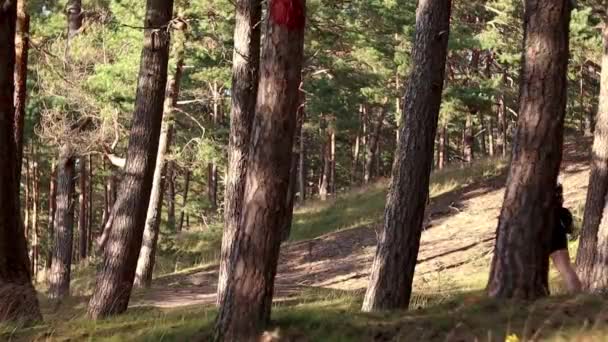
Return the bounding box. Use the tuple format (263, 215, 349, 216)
(166, 161, 176, 230)
(31, 154, 39, 280)
(319, 136, 330, 201)
(281, 97, 305, 242)
(497, 77, 509, 157)
(87, 0, 174, 319)
(329, 130, 336, 194)
(66, 0, 82, 38)
(24, 155, 30, 241)
(478, 111, 486, 156)
(361, 0, 451, 312)
(0, 0, 41, 322)
(213, 0, 307, 338)
(46, 161, 56, 270)
(49, 146, 76, 300)
(178, 170, 190, 232)
(488, 116, 495, 157)
(364, 107, 387, 183)
(298, 116, 306, 203)
(487, 0, 571, 299)
(577, 24, 608, 290)
(87, 154, 93, 254)
(78, 157, 88, 260)
(208, 162, 218, 210)
(134, 24, 184, 289)
(464, 111, 474, 162)
(438, 124, 447, 169)
(13, 0, 29, 185)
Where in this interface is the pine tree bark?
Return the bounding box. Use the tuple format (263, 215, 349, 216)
(577, 24, 608, 290)
(438, 124, 447, 169)
(49, 146, 76, 300)
(487, 0, 571, 299)
(24, 155, 30, 241)
(364, 107, 387, 183)
(0, 1, 41, 322)
(13, 0, 29, 185)
(66, 0, 82, 38)
(177, 170, 190, 232)
(135, 31, 184, 287)
(87, 154, 93, 254)
(87, 0, 174, 319)
(297, 118, 306, 203)
(464, 111, 474, 162)
(166, 161, 176, 230)
(78, 157, 88, 260)
(213, 0, 307, 338)
(361, 0, 451, 312)
(319, 136, 330, 201)
(31, 156, 39, 280)
(46, 161, 57, 270)
(281, 99, 305, 242)
(208, 163, 218, 210)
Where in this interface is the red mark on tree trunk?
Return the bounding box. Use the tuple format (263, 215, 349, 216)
(270, 0, 305, 30)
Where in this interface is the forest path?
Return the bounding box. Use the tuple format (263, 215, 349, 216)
(133, 138, 591, 309)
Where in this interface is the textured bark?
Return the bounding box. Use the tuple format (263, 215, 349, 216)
(49, 146, 76, 300)
(46, 162, 57, 270)
(166, 161, 176, 230)
(364, 108, 387, 183)
(213, 0, 307, 339)
(297, 119, 306, 203)
(488, 116, 495, 157)
(24, 156, 30, 241)
(135, 37, 183, 287)
(78, 157, 88, 260)
(438, 124, 447, 169)
(281, 102, 305, 242)
(177, 170, 190, 232)
(319, 135, 330, 201)
(66, 0, 82, 38)
(13, 0, 29, 185)
(31, 156, 39, 279)
(497, 76, 509, 157)
(361, 0, 451, 312)
(577, 25, 608, 290)
(0, 0, 40, 322)
(464, 112, 474, 162)
(87, 154, 93, 254)
(87, 0, 174, 319)
(487, 0, 571, 299)
(208, 163, 218, 210)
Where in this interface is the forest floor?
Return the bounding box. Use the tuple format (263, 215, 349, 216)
(6, 136, 608, 341)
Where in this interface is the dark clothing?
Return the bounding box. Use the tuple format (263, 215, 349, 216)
(550, 207, 573, 253)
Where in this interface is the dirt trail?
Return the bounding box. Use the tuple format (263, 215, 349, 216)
(134, 139, 591, 309)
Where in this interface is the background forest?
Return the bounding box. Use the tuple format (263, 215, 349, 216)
(2, 0, 608, 340)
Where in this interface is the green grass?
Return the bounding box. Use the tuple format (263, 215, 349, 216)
(290, 157, 508, 242)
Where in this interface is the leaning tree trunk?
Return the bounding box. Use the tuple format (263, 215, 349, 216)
(487, 0, 571, 299)
(577, 24, 608, 290)
(361, 0, 451, 312)
(48, 146, 76, 300)
(134, 28, 185, 288)
(213, 1, 307, 339)
(0, 1, 41, 322)
(87, 0, 174, 319)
